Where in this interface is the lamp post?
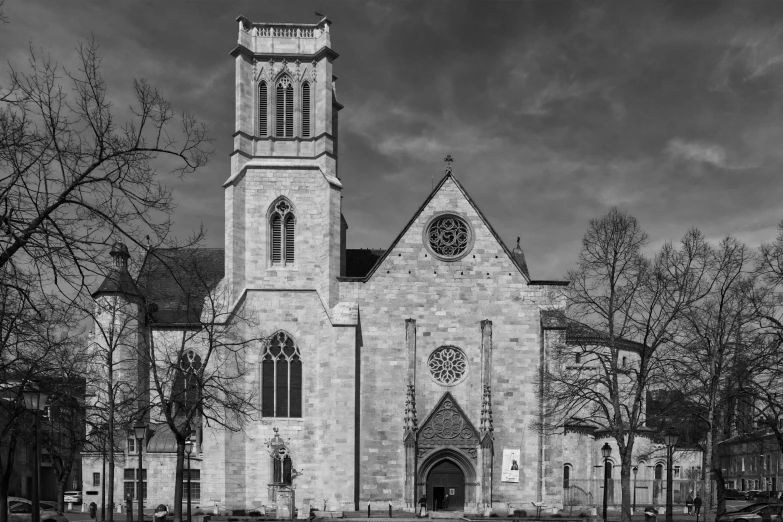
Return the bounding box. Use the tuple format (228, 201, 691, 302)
(22, 388, 49, 522)
(632, 466, 638, 513)
(185, 438, 193, 522)
(664, 428, 679, 522)
(601, 443, 612, 522)
(133, 421, 148, 522)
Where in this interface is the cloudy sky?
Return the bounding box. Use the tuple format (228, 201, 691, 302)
(3, 0, 783, 279)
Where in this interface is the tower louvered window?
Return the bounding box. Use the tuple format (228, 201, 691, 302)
(275, 76, 294, 138)
(270, 199, 295, 265)
(301, 82, 311, 138)
(259, 81, 268, 137)
(261, 331, 302, 418)
(284, 215, 295, 263)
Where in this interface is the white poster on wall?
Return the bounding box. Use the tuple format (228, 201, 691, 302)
(501, 448, 520, 483)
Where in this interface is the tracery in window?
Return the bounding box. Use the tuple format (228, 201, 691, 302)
(427, 215, 470, 259)
(172, 349, 202, 415)
(276, 75, 294, 138)
(273, 455, 293, 485)
(261, 331, 302, 418)
(259, 81, 268, 137)
(301, 82, 311, 138)
(563, 464, 571, 489)
(270, 199, 295, 265)
(428, 346, 468, 386)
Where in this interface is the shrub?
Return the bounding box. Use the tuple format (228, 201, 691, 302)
(194, 510, 205, 516)
(490, 514, 499, 518)
(551, 514, 563, 518)
(233, 510, 246, 516)
(248, 511, 261, 517)
(513, 510, 527, 518)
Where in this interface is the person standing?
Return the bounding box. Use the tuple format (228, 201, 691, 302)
(686, 495, 693, 515)
(694, 495, 702, 520)
(418, 495, 427, 518)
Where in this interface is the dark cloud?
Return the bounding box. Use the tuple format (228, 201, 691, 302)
(3, 0, 783, 279)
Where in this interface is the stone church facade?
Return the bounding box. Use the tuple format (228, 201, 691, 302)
(83, 16, 678, 515)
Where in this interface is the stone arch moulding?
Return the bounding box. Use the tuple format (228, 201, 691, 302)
(412, 392, 491, 510)
(417, 447, 478, 507)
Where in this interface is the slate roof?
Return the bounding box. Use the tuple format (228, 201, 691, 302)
(92, 269, 140, 298)
(345, 249, 385, 278)
(137, 248, 226, 326)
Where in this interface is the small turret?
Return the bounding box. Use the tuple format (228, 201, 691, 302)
(511, 237, 530, 279)
(92, 241, 140, 297)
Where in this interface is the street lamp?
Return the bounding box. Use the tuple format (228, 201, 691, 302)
(22, 388, 49, 522)
(632, 466, 639, 513)
(185, 438, 193, 522)
(133, 421, 148, 522)
(601, 443, 612, 522)
(664, 428, 679, 522)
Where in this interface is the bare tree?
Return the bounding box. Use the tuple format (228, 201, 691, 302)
(139, 248, 263, 522)
(541, 209, 712, 522)
(0, 37, 212, 299)
(664, 236, 759, 516)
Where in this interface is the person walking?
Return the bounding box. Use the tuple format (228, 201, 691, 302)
(694, 495, 702, 520)
(686, 495, 693, 515)
(418, 495, 427, 518)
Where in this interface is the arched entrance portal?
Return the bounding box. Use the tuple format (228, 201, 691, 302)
(427, 460, 465, 511)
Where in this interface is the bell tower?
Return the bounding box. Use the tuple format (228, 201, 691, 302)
(225, 16, 344, 306)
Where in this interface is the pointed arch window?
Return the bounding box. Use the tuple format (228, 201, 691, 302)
(276, 76, 294, 138)
(261, 331, 302, 418)
(258, 81, 268, 137)
(269, 199, 295, 265)
(172, 349, 202, 417)
(301, 82, 311, 138)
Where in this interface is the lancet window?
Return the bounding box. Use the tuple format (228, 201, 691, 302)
(301, 81, 311, 138)
(269, 199, 295, 265)
(259, 81, 268, 137)
(261, 331, 302, 418)
(276, 75, 294, 138)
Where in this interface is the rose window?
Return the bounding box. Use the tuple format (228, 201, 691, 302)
(427, 216, 470, 258)
(428, 346, 468, 386)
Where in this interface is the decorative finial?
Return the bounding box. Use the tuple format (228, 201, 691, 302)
(516, 237, 520, 248)
(444, 155, 454, 174)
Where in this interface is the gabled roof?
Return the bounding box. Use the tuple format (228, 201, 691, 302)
(351, 171, 532, 283)
(137, 248, 226, 326)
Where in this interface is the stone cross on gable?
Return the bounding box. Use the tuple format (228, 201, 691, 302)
(444, 154, 454, 174)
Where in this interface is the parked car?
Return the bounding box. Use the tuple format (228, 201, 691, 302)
(753, 492, 782, 502)
(62, 492, 81, 505)
(6, 497, 69, 522)
(726, 489, 746, 500)
(745, 491, 763, 501)
(716, 503, 783, 522)
(38, 502, 62, 514)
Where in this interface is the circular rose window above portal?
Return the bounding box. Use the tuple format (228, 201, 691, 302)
(428, 346, 468, 386)
(425, 214, 472, 260)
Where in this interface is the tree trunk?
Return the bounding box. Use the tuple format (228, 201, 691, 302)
(173, 440, 185, 522)
(0, 473, 10, 522)
(621, 451, 633, 522)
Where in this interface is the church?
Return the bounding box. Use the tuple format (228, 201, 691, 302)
(82, 15, 692, 516)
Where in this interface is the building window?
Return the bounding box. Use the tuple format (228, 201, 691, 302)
(261, 331, 302, 418)
(655, 464, 663, 480)
(269, 199, 295, 265)
(426, 215, 471, 260)
(273, 455, 293, 485)
(674, 466, 681, 478)
(276, 76, 294, 138)
(183, 469, 200, 501)
(428, 346, 468, 386)
(563, 464, 571, 489)
(172, 349, 202, 416)
(575, 353, 581, 364)
(92, 473, 100, 487)
(622, 356, 627, 368)
(127, 438, 136, 454)
(259, 81, 268, 137)
(123, 469, 147, 500)
(301, 82, 311, 138)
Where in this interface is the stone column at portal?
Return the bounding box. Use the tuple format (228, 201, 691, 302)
(478, 320, 494, 509)
(404, 319, 418, 508)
